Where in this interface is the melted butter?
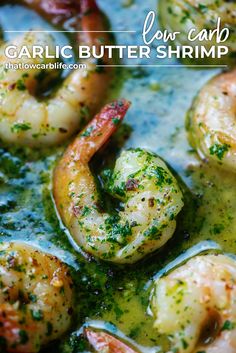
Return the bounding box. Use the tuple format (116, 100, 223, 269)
(0, 1, 236, 352)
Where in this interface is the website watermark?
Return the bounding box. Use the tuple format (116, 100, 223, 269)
(4, 62, 87, 71)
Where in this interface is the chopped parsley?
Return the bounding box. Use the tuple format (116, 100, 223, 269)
(112, 117, 121, 126)
(198, 4, 208, 13)
(19, 330, 29, 344)
(16, 79, 26, 91)
(222, 320, 235, 331)
(209, 143, 230, 160)
(11, 122, 31, 133)
(81, 126, 94, 137)
(31, 309, 44, 321)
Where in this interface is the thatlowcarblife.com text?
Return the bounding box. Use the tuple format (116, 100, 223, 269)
(4, 62, 87, 70)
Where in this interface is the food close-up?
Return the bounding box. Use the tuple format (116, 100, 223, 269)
(0, 0, 236, 352)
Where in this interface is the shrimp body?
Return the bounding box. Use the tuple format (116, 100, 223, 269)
(53, 100, 184, 264)
(159, 0, 236, 64)
(187, 69, 236, 171)
(150, 254, 236, 353)
(0, 0, 112, 147)
(0, 242, 74, 353)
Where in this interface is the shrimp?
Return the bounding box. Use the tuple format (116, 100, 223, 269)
(85, 329, 139, 353)
(0, 242, 74, 353)
(22, 0, 81, 25)
(159, 0, 236, 64)
(187, 69, 236, 171)
(150, 254, 236, 353)
(0, 0, 112, 147)
(53, 99, 184, 264)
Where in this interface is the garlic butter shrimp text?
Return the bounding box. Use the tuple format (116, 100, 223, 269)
(187, 69, 236, 171)
(0, 242, 74, 353)
(0, 0, 112, 146)
(53, 99, 184, 264)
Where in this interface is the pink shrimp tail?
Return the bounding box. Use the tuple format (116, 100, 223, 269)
(85, 329, 139, 353)
(22, 0, 101, 26)
(80, 0, 99, 13)
(22, 0, 80, 24)
(40, 0, 80, 16)
(68, 99, 131, 162)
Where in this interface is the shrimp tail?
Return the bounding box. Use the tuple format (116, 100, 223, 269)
(79, 0, 111, 53)
(65, 99, 131, 163)
(81, 0, 99, 13)
(22, 0, 81, 24)
(21, 0, 104, 34)
(85, 329, 139, 353)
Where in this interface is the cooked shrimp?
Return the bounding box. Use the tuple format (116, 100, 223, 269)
(187, 69, 236, 171)
(0, 0, 112, 147)
(85, 329, 139, 353)
(22, 0, 81, 25)
(53, 99, 184, 264)
(159, 0, 236, 63)
(150, 254, 236, 353)
(0, 242, 74, 353)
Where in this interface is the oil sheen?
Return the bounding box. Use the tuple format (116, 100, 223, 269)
(0, 1, 235, 352)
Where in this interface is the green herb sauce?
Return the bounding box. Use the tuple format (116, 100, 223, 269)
(0, 1, 235, 352)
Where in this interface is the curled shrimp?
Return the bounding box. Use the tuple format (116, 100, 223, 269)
(187, 69, 236, 171)
(0, 0, 112, 147)
(0, 242, 74, 353)
(159, 0, 236, 64)
(150, 254, 236, 353)
(53, 99, 184, 264)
